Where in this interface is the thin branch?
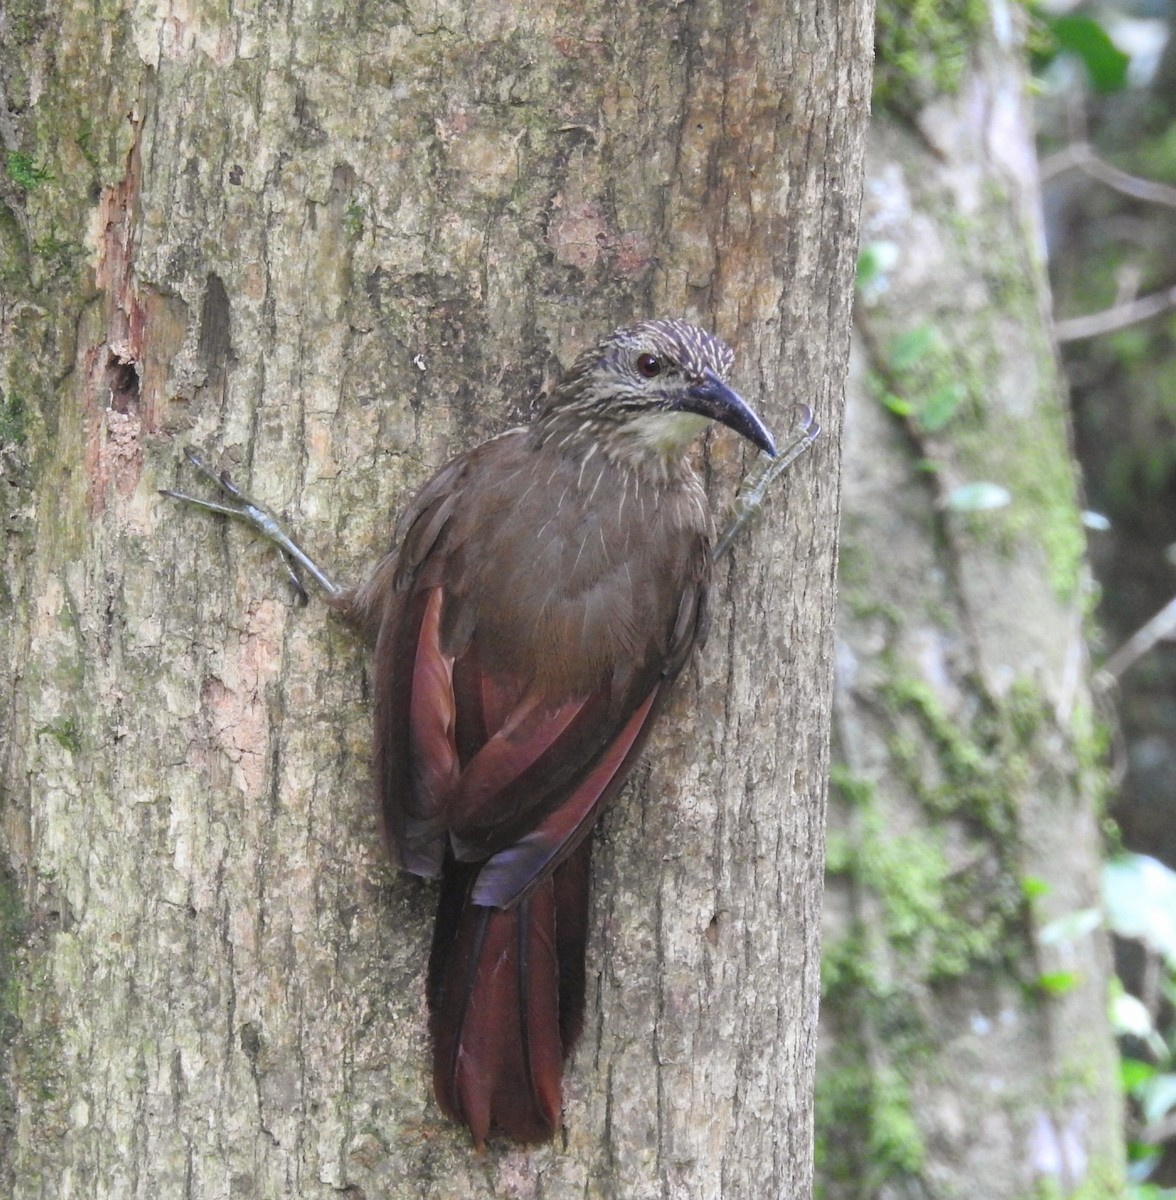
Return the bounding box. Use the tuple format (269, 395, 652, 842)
(1101, 595, 1176, 679)
(1041, 140, 1176, 342)
(1054, 285, 1176, 343)
(1140, 1109, 1176, 1148)
(1040, 141, 1176, 210)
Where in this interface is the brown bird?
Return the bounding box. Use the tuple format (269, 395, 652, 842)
(165, 318, 804, 1150)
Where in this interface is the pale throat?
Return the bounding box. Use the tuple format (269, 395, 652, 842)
(613, 410, 711, 465)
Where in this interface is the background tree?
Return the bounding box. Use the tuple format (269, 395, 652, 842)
(1038, 1, 1176, 1187)
(0, 1, 871, 1196)
(817, 4, 1126, 1197)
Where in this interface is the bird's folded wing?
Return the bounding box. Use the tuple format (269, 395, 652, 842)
(469, 685, 660, 907)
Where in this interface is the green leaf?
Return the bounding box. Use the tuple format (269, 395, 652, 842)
(1104, 854, 1176, 964)
(1111, 990, 1156, 1040)
(825, 833, 853, 874)
(1111, 982, 1168, 1057)
(1039, 907, 1101, 946)
(857, 240, 899, 292)
(918, 382, 966, 433)
(1021, 875, 1051, 900)
(1141, 1074, 1176, 1124)
(857, 244, 882, 289)
(945, 482, 1012, 513)
(889, 325, 938, 372)
(1120, 1057, 1157, 1094)
(1036, 969, 1080, 996)
(881, 392, 915, 418)
(1045, 15, 1129, 93)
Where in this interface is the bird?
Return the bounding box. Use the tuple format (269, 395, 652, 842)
(164, 318, 801, 1150)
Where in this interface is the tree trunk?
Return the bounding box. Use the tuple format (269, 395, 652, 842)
(0, 2, 872, 1195)
(818, 5, 1125, 1197)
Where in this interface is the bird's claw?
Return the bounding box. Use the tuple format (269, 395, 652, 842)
(711, 403, 820, 561)
(162, 446, 342, 600)
(282, 554, 311, 606)
(792, 403, 820, 443)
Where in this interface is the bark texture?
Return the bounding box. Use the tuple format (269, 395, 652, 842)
(818, 4, 1125, 1197)
(0, 1, 872, 1196)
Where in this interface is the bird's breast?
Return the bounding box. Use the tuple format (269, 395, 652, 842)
(444, 439, 712, 694)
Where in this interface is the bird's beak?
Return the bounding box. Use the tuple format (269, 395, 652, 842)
(677, 370, 777, 457)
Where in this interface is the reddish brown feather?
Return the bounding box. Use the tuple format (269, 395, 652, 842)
(551, 842, 593, 1050)
(451, 690, 588, 832)
(472, 686, 660, 907)
(430, 863, 568, 1149)
(372, 588, 444, 875)
(408, 589, 459, 823)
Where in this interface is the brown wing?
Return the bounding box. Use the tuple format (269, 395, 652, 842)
(368, 428, 711, 903)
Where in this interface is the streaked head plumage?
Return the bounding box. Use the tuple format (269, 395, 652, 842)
(538, 318, 775, 462)
(550, 319, 735, 411)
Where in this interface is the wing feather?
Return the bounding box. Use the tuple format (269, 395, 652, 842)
(471, 685, 661, 907)
(372, 430, 711, 902)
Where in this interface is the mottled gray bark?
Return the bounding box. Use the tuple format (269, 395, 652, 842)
(819, 5, 1125, 1198)
(0, 1, 871, 1197)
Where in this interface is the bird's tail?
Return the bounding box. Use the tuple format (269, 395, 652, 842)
(427, 843, 591, 1148)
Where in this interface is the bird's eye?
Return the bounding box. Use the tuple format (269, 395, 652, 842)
(635, 353, 662, 379)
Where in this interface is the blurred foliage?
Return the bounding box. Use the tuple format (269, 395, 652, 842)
(1033, 14, 1132, 91)
(1106, 856, 1176, 1197)
(1036, 1, 1176, 1191)
(873, 0, 989, 113)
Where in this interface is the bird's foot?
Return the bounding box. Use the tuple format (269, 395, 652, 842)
(712, 403, 820, 561)
(161, 446, 343, 601)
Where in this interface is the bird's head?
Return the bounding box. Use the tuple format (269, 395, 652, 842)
(540, 319, 777, 463)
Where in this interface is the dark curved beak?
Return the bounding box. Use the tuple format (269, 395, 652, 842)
(677, 369, 777, 457)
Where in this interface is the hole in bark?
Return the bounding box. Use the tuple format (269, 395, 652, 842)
(239, 1022, 261, 1061)
(105, 353, 140, 414)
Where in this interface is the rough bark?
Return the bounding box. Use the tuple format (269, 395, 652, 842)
(818, 4, 1125, 1197)
(0, 2, 872, 1196)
